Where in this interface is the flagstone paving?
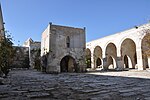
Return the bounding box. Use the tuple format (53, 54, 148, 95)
(0, 69, 150, 100)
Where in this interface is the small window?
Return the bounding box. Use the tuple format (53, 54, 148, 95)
(66, 36, 70, 48)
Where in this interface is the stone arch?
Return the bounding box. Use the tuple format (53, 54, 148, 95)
(141, 33, 150, 69)
(119, 37, 136, 49)
(123, 55, 132, 68)
(118, 37, 137, 57)
(93, 46, 103, 68)
(121, 38, 137, 69)
(105, 43, 117, 69)
(107, 56, 117, 69)
(104, 41, 116, 58)
(96, 58, 102, 67)
(60, 55, 76, 72)
(85, 48, 91, 68)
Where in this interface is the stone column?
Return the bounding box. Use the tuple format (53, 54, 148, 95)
(103, 57, 107, 69)
(90, 48, 95, 69)
(136, 48, 145, 70)
(116, 57, 124, 70)
(91, 53, 95, 69)
(102, 47, 107, 69)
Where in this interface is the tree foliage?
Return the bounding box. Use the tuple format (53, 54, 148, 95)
(0, 32, 14, 76)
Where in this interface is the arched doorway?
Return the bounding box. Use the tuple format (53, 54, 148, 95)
(107, 56, 116, 69)
(124, 55, 132, 68)
(121, 38, 137, 69)
(94, 46, 102, 68)
(124, 55, 128, 68)
(85, 48, 91, 68)
(143, 55, 149, 68)
(96, 58, 102, 68)
(105, 43, 117, 69)
(142, 33, 150, 69)
(60, 56, 76, 72)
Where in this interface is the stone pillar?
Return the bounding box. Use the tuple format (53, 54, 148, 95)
(103, 58, 107, 70)
(91, 53, 95, 69)
(116, 57, 124, 70)
(136, 48, 145, 70)
(90, 48, 95, 69)
(117, 46, 121, 57)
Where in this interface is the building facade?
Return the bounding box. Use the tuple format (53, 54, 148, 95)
(86, 23, 150, 70)
(23, 38, 41, 68)
(41, 23, 86, 73)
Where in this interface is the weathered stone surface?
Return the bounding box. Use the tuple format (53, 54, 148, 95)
(27, 92, 50, 98)
(0, 77, 4, 85)
(23, 38, 41, 68)
(86, 23, 150, 71)
(41, 23, 86, 73)
(0, 69, 150, 100)
(11, 46, 30, 68)
(144, 97, 150, 100)
(120, 92, 136, 97)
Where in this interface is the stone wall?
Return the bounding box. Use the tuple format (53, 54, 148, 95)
(29, 42, 41, 68)
(41, 26, 50, 55)
(86, 23, 150, 70)
(41, 23, 86, 73)
(11, 46, 29, 68)
(23, 38, 41, 68)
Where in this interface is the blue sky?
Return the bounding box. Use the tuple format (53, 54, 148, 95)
(1, 0, 150, 46)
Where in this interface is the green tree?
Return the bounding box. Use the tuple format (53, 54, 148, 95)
(0, 32, 14, 77)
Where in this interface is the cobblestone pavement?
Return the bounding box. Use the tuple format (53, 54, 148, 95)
(0, 69, 150, 100)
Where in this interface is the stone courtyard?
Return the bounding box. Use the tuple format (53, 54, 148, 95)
(0, 69, 150, 100)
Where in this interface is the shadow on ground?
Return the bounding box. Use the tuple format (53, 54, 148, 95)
(0, 69, 150, 100)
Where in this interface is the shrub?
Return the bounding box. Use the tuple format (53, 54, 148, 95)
(0, 32, 14, 77)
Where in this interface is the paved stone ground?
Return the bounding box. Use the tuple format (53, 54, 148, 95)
(0, 69, 150, 100)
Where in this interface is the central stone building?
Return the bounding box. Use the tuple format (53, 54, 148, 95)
(41, 23, 86, 73)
